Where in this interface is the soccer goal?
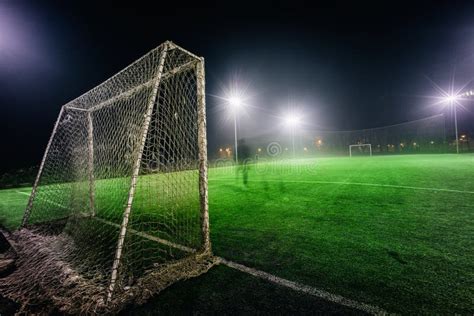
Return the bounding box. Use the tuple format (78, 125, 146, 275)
(2, 41, 213, 313)
(349, 144, 372, 157)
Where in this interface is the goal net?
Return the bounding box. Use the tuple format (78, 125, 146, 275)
(0, 41, 213, 313)
(349, 144, 372, 157)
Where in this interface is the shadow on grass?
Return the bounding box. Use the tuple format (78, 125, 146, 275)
(121, 265, 365, 315)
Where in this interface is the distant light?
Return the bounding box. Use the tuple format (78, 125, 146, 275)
(400, 143, 404, 147)
(285, 147, 289, 151)
(303, 147, 308, 151)
(257, 148, 262, 152)
(219, 148, 223, 152)
(413, 142, 417, 146)
(460, 134, 466, 139)
(317, 139, 322, 145)
(430, 141, 435, 144)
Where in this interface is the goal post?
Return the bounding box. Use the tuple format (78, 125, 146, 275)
(349, 144, 372, 157)
(12, 41, 213, 311)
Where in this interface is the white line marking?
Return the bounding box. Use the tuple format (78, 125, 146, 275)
(94, 217, 196, 254)
(218, 257, 387, 315)
(16, 190, 68, 209)
(209, 178, 474, 195)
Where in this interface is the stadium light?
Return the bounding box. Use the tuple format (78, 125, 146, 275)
(444, 94, 460, 154)
(425, 76, 466, 154)
(212, 76, 252, 163)
(284, 113, 301, 128)
(228, 96, 243, 110)
(283, 111, 301, 158)
(224, 94, 246, 163)
(444, 95, 459, 103)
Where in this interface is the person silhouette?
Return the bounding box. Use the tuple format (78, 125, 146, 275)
(237, 138, 251, 186)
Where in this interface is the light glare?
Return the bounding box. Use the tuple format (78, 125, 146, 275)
(228, 96, 243, 109)
(445, 95, 458, 103)
(284, 113, 301, 127)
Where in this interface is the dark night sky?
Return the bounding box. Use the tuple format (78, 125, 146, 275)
(1, 0, 474, 171)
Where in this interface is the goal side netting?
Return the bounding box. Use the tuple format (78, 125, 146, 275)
(0, 41, 213, 313)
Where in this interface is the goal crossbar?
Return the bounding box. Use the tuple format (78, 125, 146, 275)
(64, 59, 199, 113)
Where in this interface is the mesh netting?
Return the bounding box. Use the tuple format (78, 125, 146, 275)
(215, 114, 449, 160)
(309, 114, 448, 155)
(0, 41, 212, 313)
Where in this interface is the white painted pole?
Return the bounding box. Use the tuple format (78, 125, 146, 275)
(87, 111, 95, 216)
(22, 107, 65, 228)
(196, 58, 210, 253)
(107, 42, 169, 302)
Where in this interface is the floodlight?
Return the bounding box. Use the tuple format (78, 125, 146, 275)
(284, 113, 301, 127)
(228, 96, 243, 108)
(442, 94, 461, 154)
(221, 90, 248, 163)
(282, 110, 303, 158)
(445, 95, 459, 103)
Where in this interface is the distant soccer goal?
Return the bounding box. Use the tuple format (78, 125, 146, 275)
(349, 144, 372, 157)
(1, 41, 213, 313)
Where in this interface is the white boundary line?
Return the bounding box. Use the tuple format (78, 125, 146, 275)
(16, 190, 68, 209)
(209, 178, 474, 195)
(217, 257, 387, 315)
(93, 217, 196, 254)
(13, 190, 386, 314)
(15, 191, 31, 196)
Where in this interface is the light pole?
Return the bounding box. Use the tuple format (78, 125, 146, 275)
(445, 95, 459, 154)
(284, 113, 300, 158)
(228, 96, 243, 163)
(454, 101, 459, 154)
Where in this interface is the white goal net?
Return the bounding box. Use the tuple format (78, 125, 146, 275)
(0, 41, 213, 313)
(349, 144, 372, 157)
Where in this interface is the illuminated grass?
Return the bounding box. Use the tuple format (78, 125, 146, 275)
(1, 154, 473, 314)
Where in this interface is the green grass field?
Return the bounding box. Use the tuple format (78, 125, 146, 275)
(1, 154, 473, 314)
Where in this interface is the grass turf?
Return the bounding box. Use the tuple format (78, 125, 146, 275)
(0, 154, 473, 314)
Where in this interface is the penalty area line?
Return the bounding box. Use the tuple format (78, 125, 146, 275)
(217, 257, 387, 315)
(209, 178, 474, 195)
